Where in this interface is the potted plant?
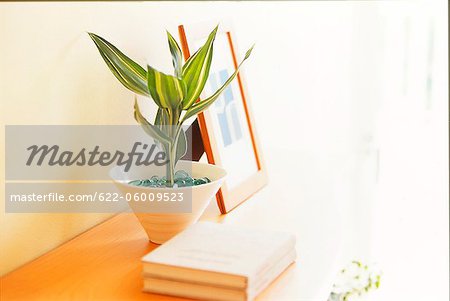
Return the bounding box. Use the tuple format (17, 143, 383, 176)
(88, 26, 253, 243)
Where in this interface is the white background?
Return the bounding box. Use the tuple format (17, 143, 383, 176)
(0, 1, 448, 299)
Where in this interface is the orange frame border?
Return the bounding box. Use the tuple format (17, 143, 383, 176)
(178, 25, 267, 213)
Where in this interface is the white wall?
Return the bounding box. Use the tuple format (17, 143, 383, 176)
(369, 2, 448, 300)
(0, 2, 448, 299)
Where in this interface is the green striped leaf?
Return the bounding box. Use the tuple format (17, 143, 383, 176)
(167, 31, 183, 78)
(182, 45, 254, 121)
(153, 108, 169, 149)
(175, 128, 187, 164)
(154, 108, 169, 127)
(152, 108, 186, 163)
(133, 98, 171, 145)
(147, 65, 186, 109)
(88, 33, 148, 96)
(181, 26, 218, 109)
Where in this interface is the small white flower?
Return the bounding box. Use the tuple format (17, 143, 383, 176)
(329, 261, 382, 301)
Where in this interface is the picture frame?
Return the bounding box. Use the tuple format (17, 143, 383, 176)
(178, 22, 267, 213)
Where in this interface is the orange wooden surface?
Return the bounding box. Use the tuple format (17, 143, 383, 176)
(0, 213, 193, 301)
(1, 184, 341, 301)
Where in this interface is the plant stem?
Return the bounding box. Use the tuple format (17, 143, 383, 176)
(163, 140, 178, 187)
(166, 148, 175, 186)
(164, 107, 183, 187)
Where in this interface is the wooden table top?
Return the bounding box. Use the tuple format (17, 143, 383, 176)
(1, 186, 343, 301)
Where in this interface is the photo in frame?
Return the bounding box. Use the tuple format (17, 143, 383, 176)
(178, 23, 267, 213)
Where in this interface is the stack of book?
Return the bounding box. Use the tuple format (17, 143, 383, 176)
(142, 222, 296, 301)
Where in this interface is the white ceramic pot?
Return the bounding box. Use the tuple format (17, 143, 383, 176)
(110, 161, 226, 244)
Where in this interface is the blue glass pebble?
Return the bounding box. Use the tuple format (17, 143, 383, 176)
(128, 170, 210, 188)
